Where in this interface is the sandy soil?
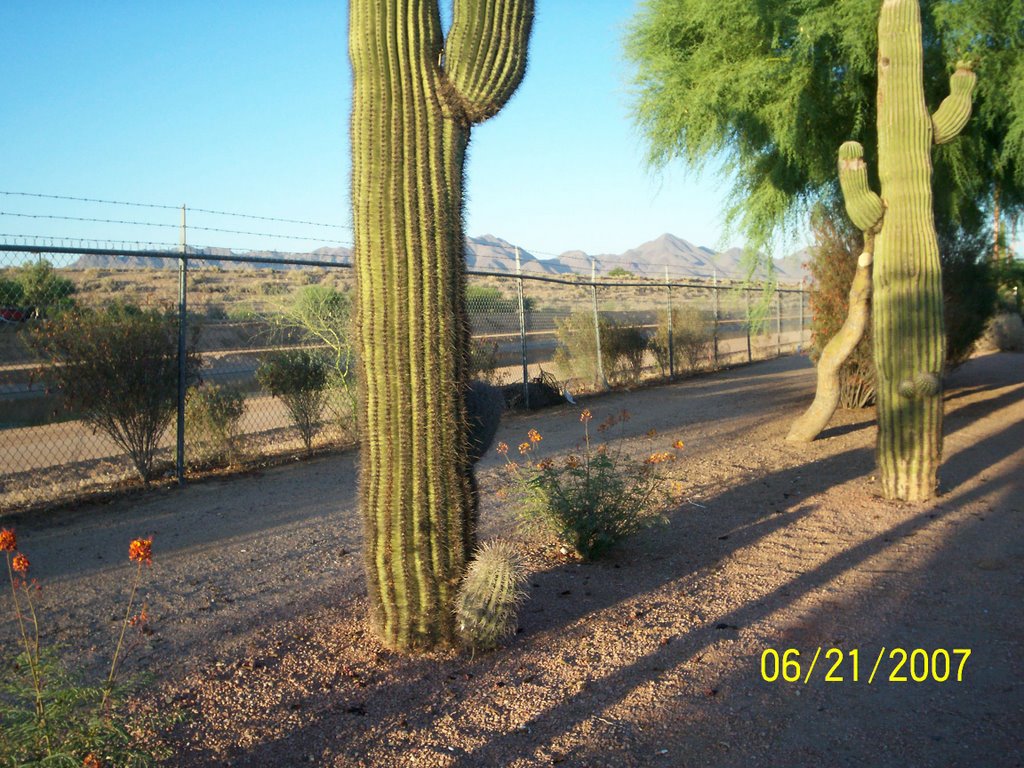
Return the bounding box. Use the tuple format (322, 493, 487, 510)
(2, 351, 1022, 767)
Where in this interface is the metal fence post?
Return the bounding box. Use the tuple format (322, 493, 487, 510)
(745, 288, 752, 363)
(591, 260, 608, 390)
(176, 204, 188, 486)
(776, 290, 782, 357)
(712, 270, 720, 367)
(665, 266, 674, 379)
(515, 248, 530, 409)
(799, 278, 805, 349)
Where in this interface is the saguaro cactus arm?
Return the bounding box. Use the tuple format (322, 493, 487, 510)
(838, 142, 884, 233)
(932, 63, 977, 145)
(444, 0, 534, 122)
(786, 235, 874, 443)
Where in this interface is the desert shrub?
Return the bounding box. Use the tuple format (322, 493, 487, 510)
(605, 323, 649, 384)
(256, 349, 328, 452)
(607, 267, 635, 278)
(0, 276, 26, 306)
(980, 312, 1024, 351)
(226, 304, 259, 321)
(1, 531, 171, 766)
(649, 305, 714, 376)
(470, 338, 507, 385)
(14, 259, 77, 316)
(466, 285, 535, 315)
(806, 207, 877, 409)
(455, 540, 527, 651)
(940, 228, 999, 369)
(185, 384, 246, 467)
(499, 410, 671, 560)
(554, 312, 649, 387)
(29, 304, 200, 483)
(259, 280, 291, 296)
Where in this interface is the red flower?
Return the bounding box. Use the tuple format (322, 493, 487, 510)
(129, 537, 153, 565)
(0, 528, 15, 552)
(11, 553, 29, 574)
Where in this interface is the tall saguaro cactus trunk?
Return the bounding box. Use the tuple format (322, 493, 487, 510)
(838, 0, 974, 501)
(349, 1, 532, 650)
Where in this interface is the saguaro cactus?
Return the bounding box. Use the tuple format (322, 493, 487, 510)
(837, 0, 974, 500)
(349, 1, 533, 650)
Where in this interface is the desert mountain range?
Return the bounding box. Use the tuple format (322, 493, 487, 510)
(72, 233, 808, 282)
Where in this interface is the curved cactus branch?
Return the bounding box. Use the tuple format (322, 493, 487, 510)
(932, 63, 977, 145)
(444, 0, 534, 123)
(786, 234, 874, 443)
(838, 142, 885, 233)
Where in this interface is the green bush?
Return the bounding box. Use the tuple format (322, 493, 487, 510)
(649, 305, 714, 376)
(14, 259, 77, 316)
(185, 384, 246, 467)
(940, 227, 998, 370)
(554, 312, 650, 387)
(466, 285, 535, 314)
(469, 338, 507, 385)
(29, 305, 200, 483)
(499, 411, 669, 560)
(270, 284, 358, 442)
(256, 349, 328, 452)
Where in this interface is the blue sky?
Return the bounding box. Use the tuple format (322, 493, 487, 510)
(0, 2, 737, 257)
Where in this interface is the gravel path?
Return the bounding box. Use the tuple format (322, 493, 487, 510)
(2, 351, 1022, 767)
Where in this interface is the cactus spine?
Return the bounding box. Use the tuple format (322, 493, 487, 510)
(349, 0, 533, 650)
(838, 0, 975, 500)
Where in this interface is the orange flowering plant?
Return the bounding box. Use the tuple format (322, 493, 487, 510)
(0, 530, 168, 766)
(498, 409, 683, 560)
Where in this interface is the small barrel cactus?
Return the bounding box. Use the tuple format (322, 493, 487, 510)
(455, 540, 527, 651)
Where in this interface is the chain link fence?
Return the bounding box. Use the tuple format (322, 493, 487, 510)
(0, 245, 808, 512)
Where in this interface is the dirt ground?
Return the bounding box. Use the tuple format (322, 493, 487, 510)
(2, 351, 1022, 767)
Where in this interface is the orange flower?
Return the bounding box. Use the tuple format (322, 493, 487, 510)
(83, 754, 102, 768)
(11, 553, 29, 574)
(536, 458, 555, 470)
(496, 441, 509, 456)
(129, 537, 153, 565)
(673, 439, 685, 450)
(0, 528, 15, 552)
(644, 451, 676, 465)
(518, 442, 532, 455)
(527, 428, 543, 444)
(129, 605, 149, 627)
(580, 409, 592, 423)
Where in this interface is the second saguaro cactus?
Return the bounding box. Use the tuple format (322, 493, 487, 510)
(349, 1, 533, 650)
(838, 0, 975, 500)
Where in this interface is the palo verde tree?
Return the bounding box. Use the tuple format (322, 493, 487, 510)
(626, 0, 1024, 251)
(349, 0, 533, 650)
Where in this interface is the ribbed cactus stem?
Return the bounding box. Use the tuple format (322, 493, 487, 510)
(350, 0, 532, 650)
(838, 142, 885, 232)
(455, 540, 527, 651)
(932, 64, 977, 145)
(871, 0, 974, 501)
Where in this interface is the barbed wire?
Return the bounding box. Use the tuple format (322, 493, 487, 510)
(0, 190, 352, 230)
(0, 189, 796, 280)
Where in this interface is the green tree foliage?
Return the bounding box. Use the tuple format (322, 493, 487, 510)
(29, 305, 200, 483)
(625, 0, 1024, 248)
(256, 349, 328, 453)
